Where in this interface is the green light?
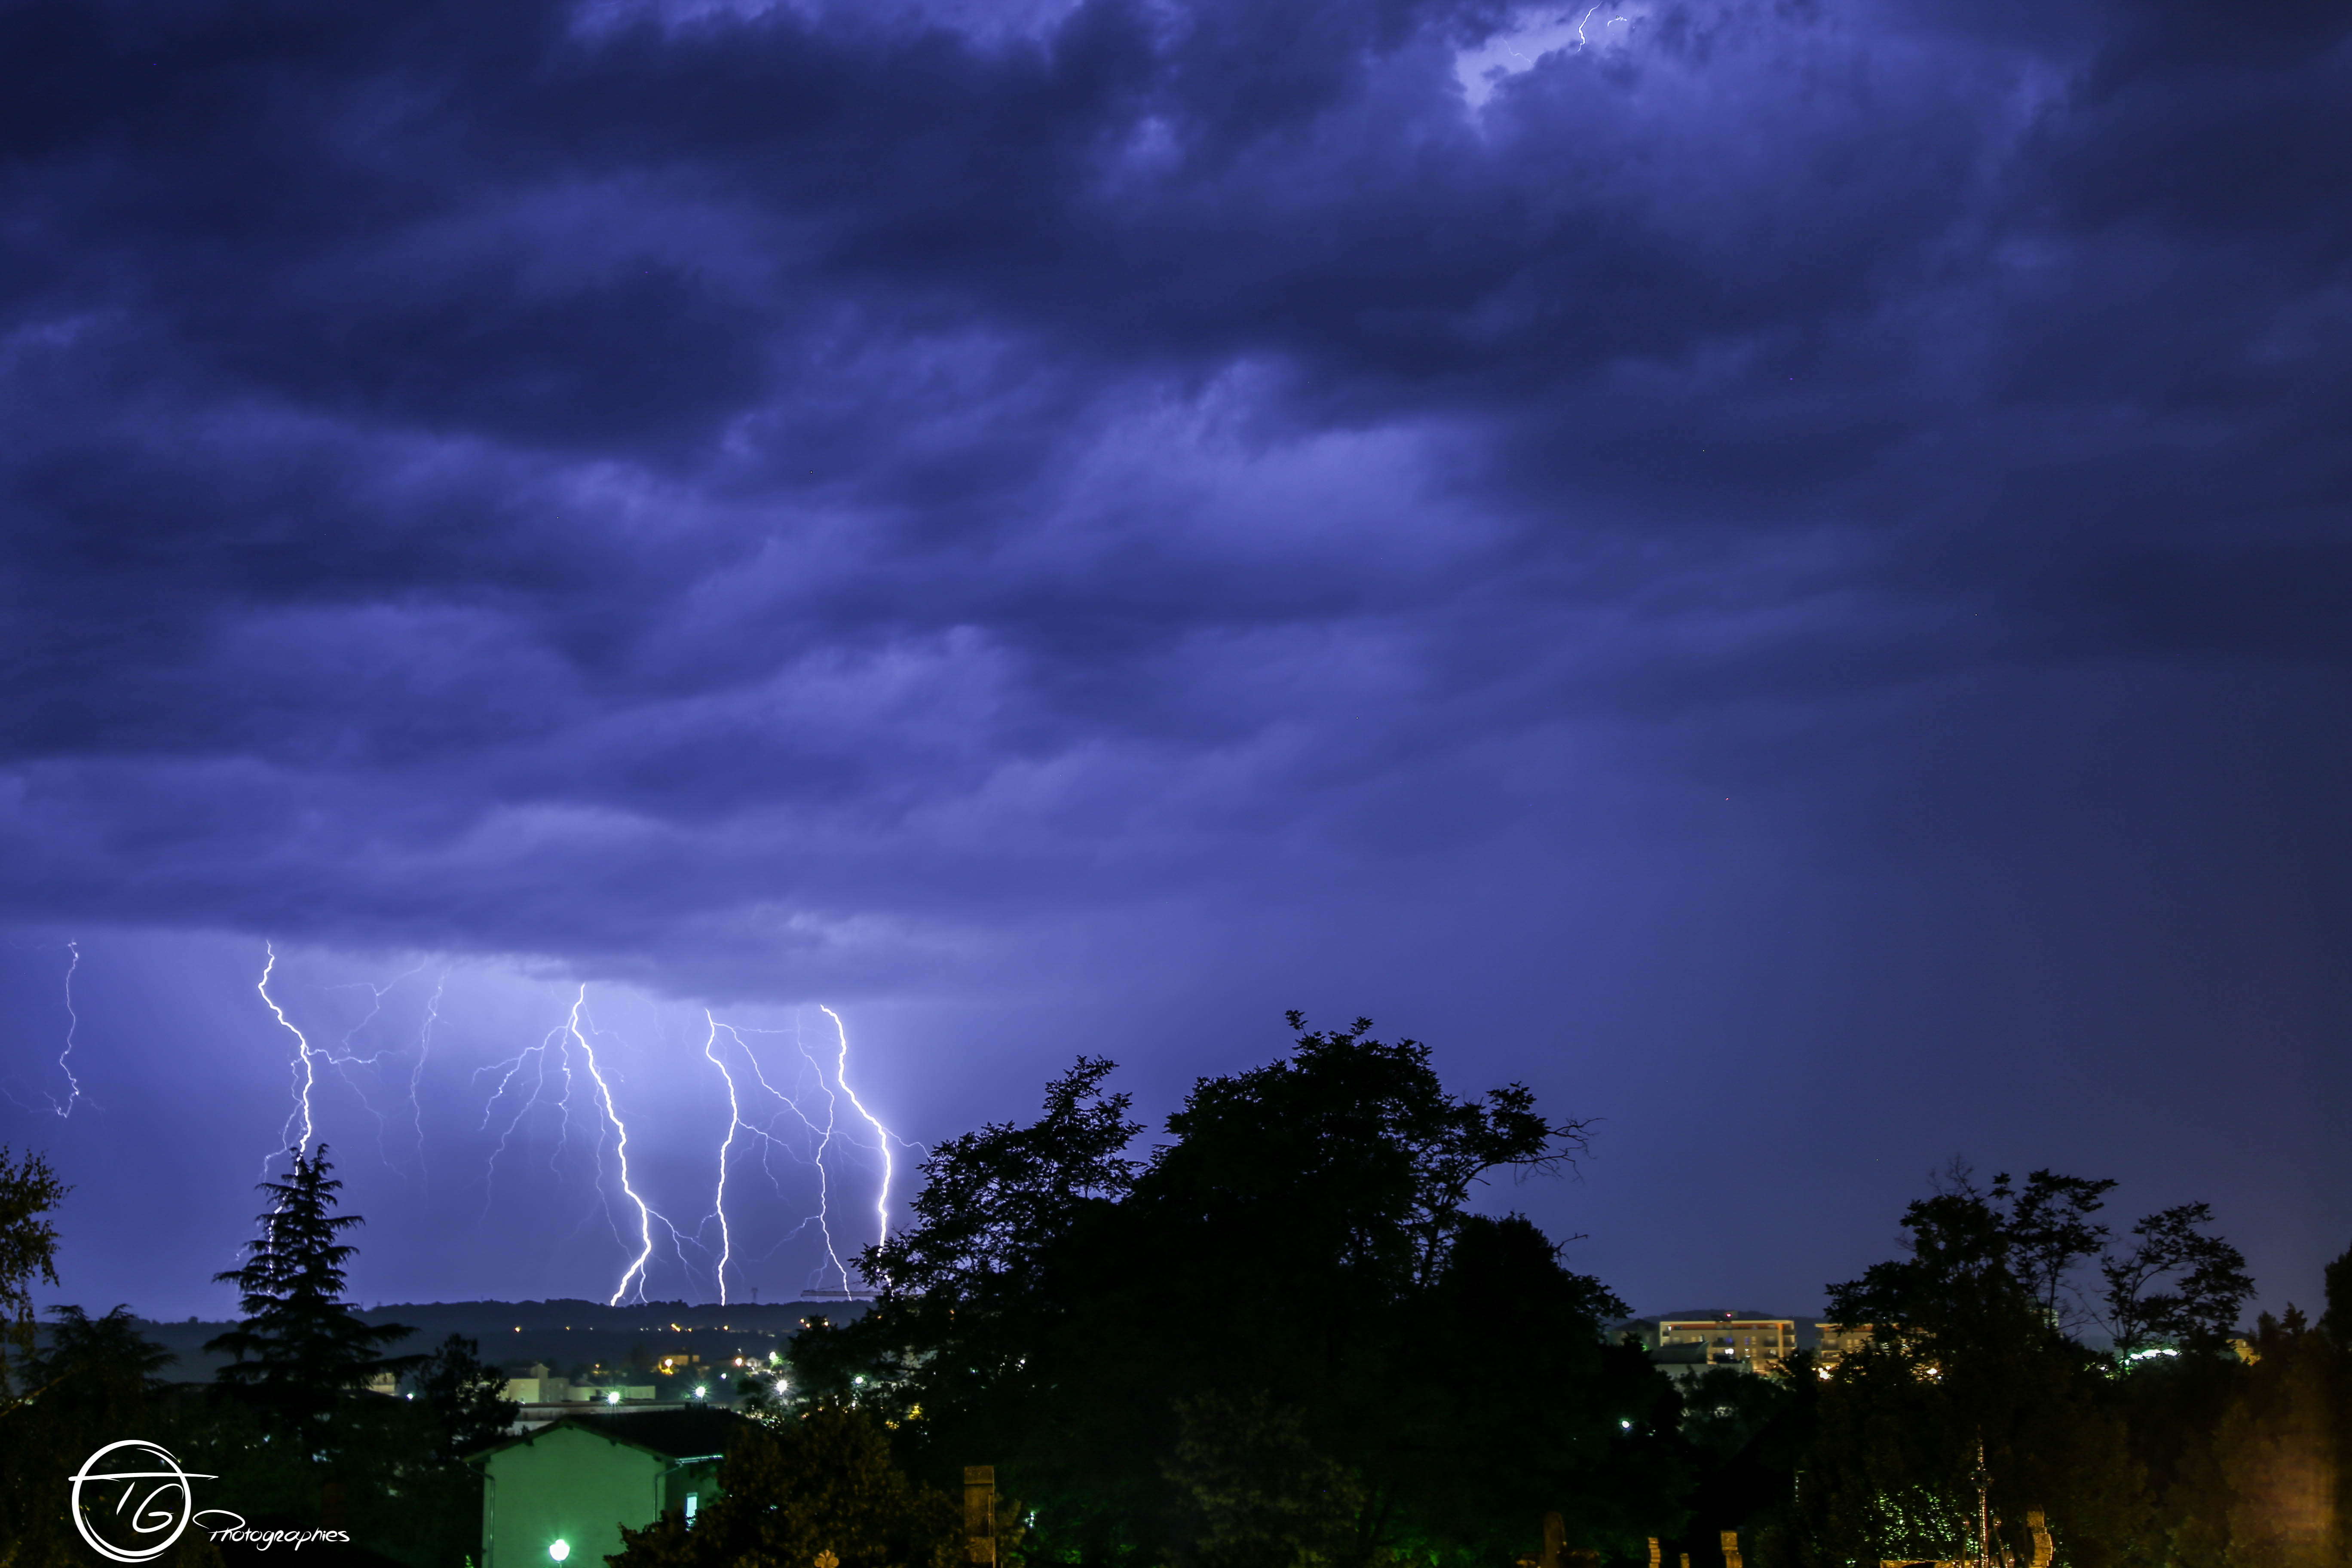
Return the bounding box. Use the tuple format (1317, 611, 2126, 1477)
(549, 1542, 571, 1562)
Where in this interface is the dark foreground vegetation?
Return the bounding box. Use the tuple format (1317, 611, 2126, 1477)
(0, 1146, 514, 1565)
(0, 1015, 2345, 1568)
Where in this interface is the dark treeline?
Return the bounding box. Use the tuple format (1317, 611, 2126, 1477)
(761, 1019, 2348, 1568)
(1, 1017, 2346, 1568)
(0, 1144, 515, 1565)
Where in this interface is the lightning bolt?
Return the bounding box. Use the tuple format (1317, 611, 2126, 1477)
(820, 1005, 895, 1254)
(259, 943, 318, 1166)
(703, 1012, 743, 1305)
(566, 987, 667, 1306)
(48, 941, 82, 1117)
(231, 952, 891, 1306)
(467, 989, 695, 1303)
(695, 1009, 911, 1301)
(4, 940, 93, 1118)
(794, 1022, 854, 1292)
(410, 969, 447, 1180)
(472, 1020, 564, 1219)
(706, 1018, 843, 1297)
(319, 965, 426, 1173)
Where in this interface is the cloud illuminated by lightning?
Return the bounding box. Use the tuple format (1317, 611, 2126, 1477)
(1453, 3, 1639, 110)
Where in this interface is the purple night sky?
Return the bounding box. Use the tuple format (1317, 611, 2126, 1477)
(0, 0, 2346, 1323)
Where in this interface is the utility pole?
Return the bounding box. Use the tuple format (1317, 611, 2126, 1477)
(965, 1466, 997, 1565)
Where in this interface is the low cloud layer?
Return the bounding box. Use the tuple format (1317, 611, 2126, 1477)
(2, 0, 2347, 1313)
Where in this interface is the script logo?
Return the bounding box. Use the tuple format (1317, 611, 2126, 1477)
(70, 1440, 218, 1564)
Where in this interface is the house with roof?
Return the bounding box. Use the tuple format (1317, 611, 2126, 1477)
(467, 1407, 756, 1568)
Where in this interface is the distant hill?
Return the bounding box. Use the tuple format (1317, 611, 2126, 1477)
(133, 1296, 874, 1381)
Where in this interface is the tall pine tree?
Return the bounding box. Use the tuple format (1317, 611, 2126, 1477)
(207, 1144, 418, 1439)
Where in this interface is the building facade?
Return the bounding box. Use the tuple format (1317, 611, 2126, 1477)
(1654, 1312, 1798, 1375)
(469, 1408, 750, 1568)
(1811, 1322, 1875, 1369)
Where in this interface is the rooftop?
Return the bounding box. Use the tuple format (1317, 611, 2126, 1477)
(469, 1406, 758, 1465)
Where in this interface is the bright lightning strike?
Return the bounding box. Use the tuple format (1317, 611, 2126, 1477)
(49, 941, 82, 1118)
(699, 1009, 910, 1301)
(259, 943, 319, 1165)
(706, 1018, 847, 1295)
(702, 1012, 744, 1305)
(212, 951, 897, 1305)
(566, 988, 665, 1307)
(794, 1023, 854, 1292)
(819, 1005, 894, 1253)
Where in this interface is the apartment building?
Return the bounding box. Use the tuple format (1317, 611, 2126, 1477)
(1654, 1311, 1799, 1375)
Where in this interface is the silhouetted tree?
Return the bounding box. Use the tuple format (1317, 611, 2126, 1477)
(805, 1016, 1667, 1568)
(1794, 1167, 2158, 1568)
(207, 1144, 417, 1441)
(0, 1144, 67, 1409)
(0, 1159, 217, 1566)
(36, 1304, 175, 1424)
(2099, 1202, 2255, 1356)
(411, 1333, 518, 1461)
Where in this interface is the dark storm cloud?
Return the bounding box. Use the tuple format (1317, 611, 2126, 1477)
(1, 0, 2347, 983)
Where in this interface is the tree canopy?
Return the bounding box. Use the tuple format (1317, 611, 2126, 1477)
(1782, 1167, 2269, 1568)
(208, 1144, 419, 1438)
(0, 1143, 67, 1410)
(614, 1402, 969, 1568)
(799, 1015, 1678, 1568)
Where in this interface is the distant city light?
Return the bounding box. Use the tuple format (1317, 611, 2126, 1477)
(695, 1385, 707, 1398)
